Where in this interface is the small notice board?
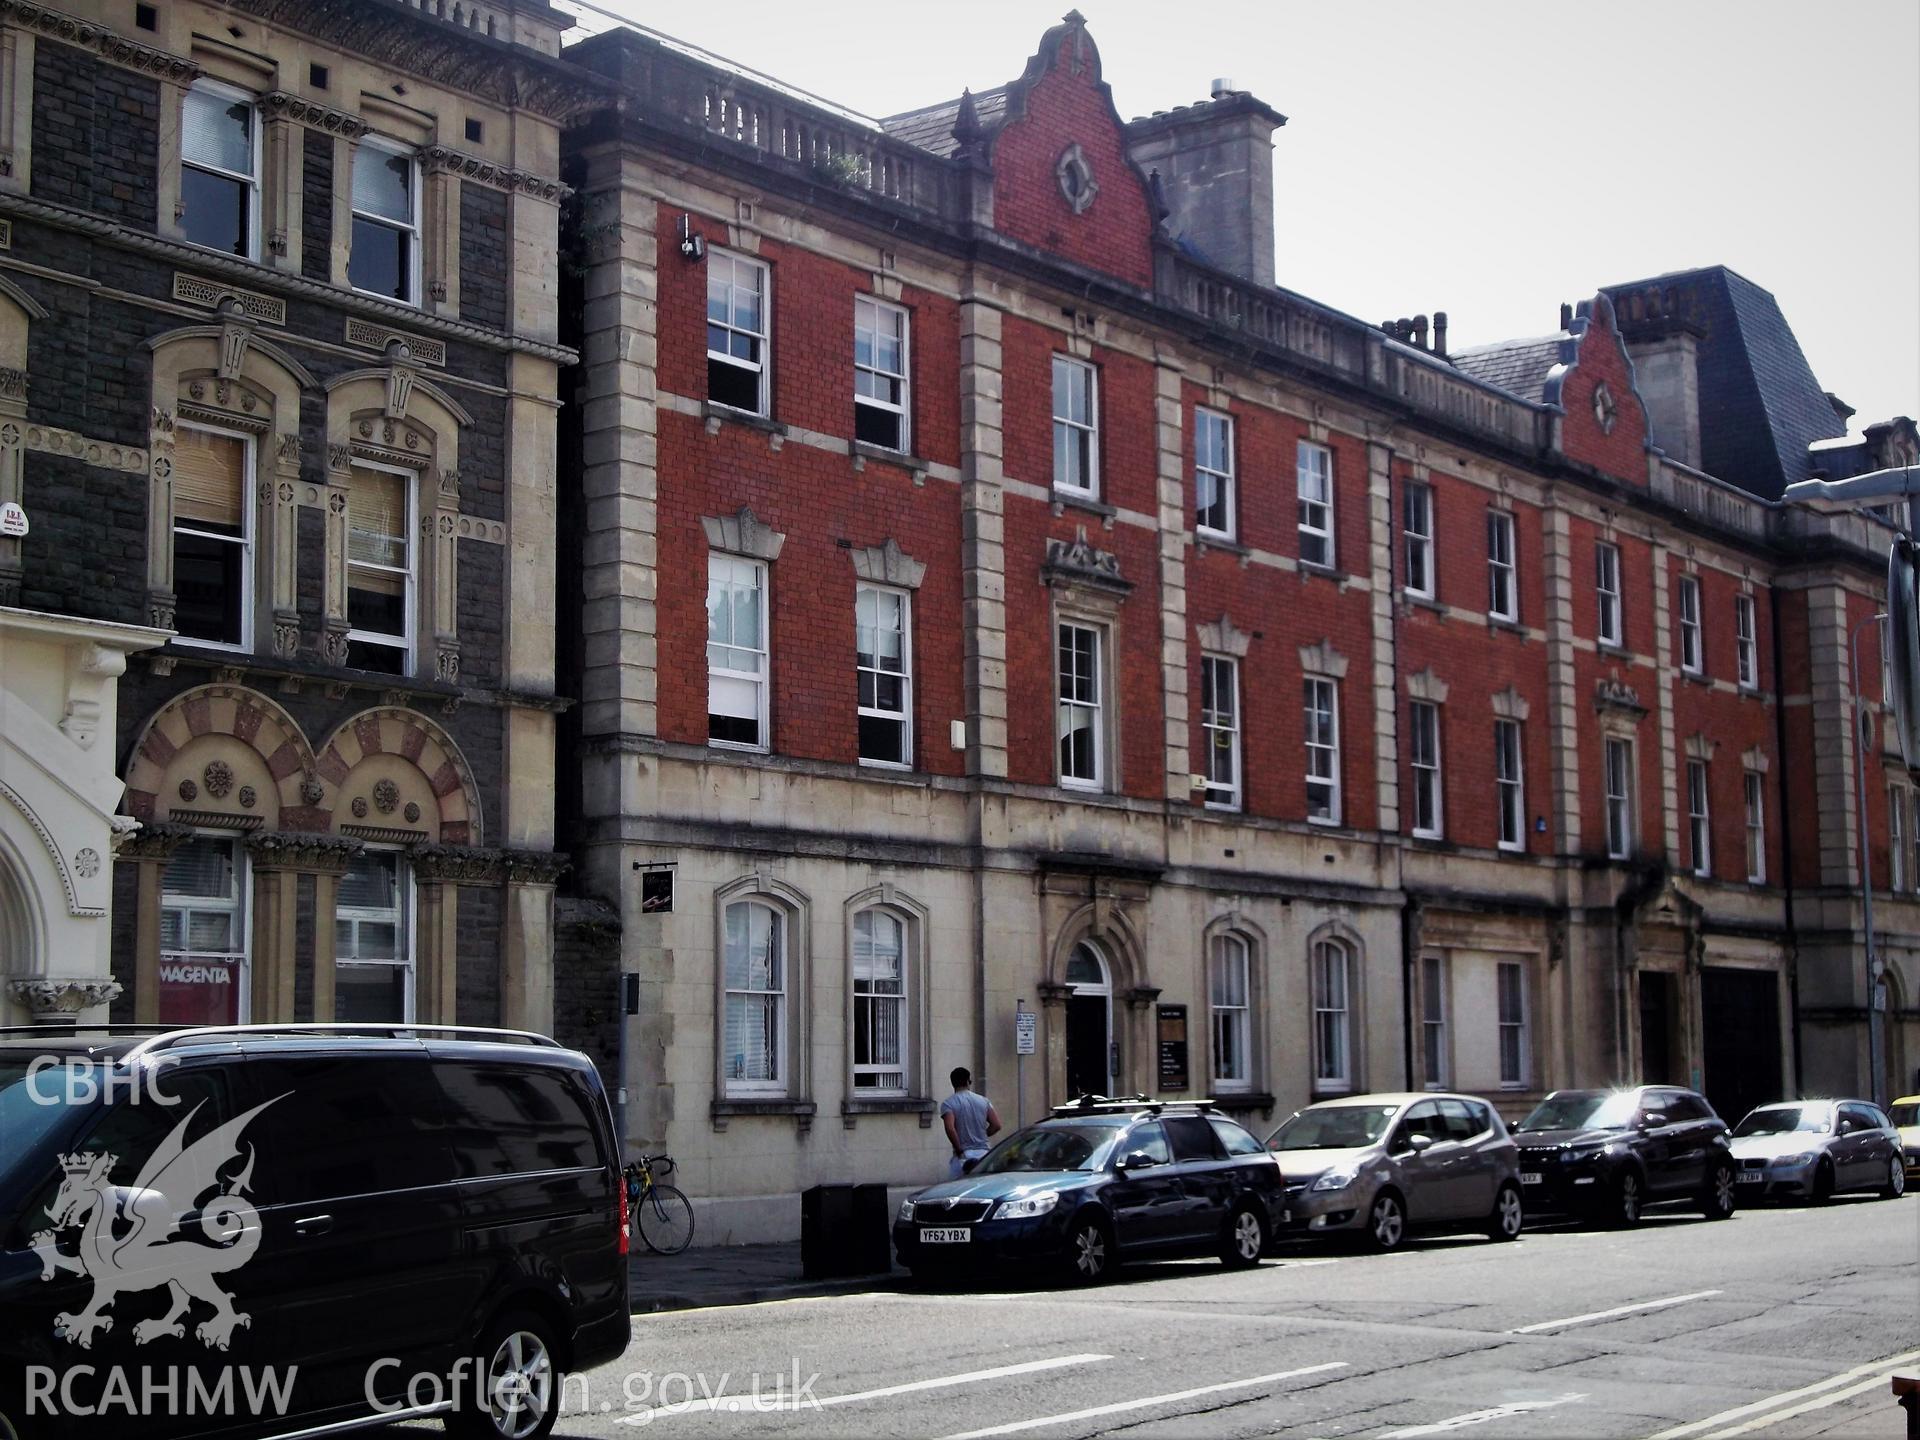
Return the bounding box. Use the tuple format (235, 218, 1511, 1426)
(1156, 1003, 1189, 1091)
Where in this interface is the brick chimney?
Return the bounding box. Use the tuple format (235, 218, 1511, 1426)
(1126, 86, 1286, 287)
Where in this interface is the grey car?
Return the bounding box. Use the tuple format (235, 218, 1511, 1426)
(1265, 1093, 1525, 1251)
(1729, 1099, 1908, 1203)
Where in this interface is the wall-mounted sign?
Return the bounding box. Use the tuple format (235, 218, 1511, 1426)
(1015, 1008, 1037, 1056)
(1156, 1003, 1189, 1092)
(0, 501, 26, 538)
(639, 868, 674, 914)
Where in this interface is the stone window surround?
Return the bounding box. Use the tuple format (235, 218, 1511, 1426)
(146, 313, 470, 682)
(711, 871, 816, 1130)
(323, 364, 470, 682)
(1202, 913, 1267, 1098)
(840, 883, 934, 1126)
(0, 272, 45, 605)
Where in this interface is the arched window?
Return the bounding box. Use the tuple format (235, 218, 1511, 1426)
(851, 908, 907, 1095)
(722, 899, 787, 1095)
(1312, 937, 1353, 1092)
(1209, 933, 1251, 1094)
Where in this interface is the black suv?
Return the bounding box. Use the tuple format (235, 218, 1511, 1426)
(1512, 1085, 1737, 1226)
(893, 1100, 1287, 1283)
(0, 1024, 630, 1440)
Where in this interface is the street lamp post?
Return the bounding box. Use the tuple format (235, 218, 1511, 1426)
(1850, 611, 1888, 1109)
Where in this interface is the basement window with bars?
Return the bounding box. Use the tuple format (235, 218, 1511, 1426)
(708, 250, 769, 416)
(853, 296, 909, 451)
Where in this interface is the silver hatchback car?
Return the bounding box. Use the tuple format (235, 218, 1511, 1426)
(1266, 1092, 1525, 1251)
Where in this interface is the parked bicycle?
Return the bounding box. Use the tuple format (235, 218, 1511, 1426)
(624, 1153, 696, 1255)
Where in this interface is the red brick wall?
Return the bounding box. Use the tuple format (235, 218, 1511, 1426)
(1395, 464, 1554, 852)
(987, 38, 1155, 290)
(1182, 390, 1377, 828)
(1560, 302, 1651, 485)
(650, 204, 966, 773)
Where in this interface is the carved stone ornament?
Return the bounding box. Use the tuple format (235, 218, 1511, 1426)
(373, 779, 400, 814)
(351, 796, 369, 818)
(849, 539, 926, 590)
(1491, 686, 1531, 723)
(238, 785, 257, 810)
(177, 779, 198, 802)
(8, 977, 123, 1020)
(1595, 677, 1646, 716)
(1042, 526, 1130, 596)
(202, 760, 234, 799)
(300, 779, 326, 806)
(1298, 639, 1349, 681)
(701, 506, 787, 562)
(1055, 143, 1099, 215)
(1195, 614, 1251, 658)
(403, 802, 421, 824)
(1593, 382, 1618, 436)
(73, 848, 100, 879)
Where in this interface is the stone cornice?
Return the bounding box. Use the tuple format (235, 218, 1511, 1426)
(222, 0, 616, 124)
(409, 843, 568, 885)
(0, 194, 579, 366)
(258, 92, 370, 142)
(245, 830, 362, 872)
(421, 145, 571, 203)
(0, 2, 201, 85)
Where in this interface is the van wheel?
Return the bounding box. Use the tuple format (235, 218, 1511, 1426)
(1220, 1205, 1266, 1268)
(1487, 1182, 1524, 1242)
(449, 1309, 562, 1440)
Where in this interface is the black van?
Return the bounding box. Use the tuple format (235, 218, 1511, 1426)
(0, 1024, 631, 1440)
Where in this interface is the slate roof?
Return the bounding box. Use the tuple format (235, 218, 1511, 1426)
(1601, 266, 1845, 501)
(1448, 335, 1568, 404)
(880, 88, 1011, 158)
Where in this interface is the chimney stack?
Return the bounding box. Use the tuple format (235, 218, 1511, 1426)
(1433, 311, 1448, 358)
(1125, 83, 1286, 288)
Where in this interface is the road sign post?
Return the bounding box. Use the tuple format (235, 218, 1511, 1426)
(1015, 1002, 1036, 1126)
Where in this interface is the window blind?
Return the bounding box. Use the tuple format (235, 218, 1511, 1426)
(174, 430, 247, 528)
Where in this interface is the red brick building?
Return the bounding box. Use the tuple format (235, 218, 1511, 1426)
(559, 15, 1916, 1237)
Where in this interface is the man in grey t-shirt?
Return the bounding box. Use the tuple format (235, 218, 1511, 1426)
(940, 1067, 1002, 1179)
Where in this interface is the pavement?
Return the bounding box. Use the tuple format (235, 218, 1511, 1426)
(497, 1189, 1920, 1438)
(626, 1243, 903, 1314)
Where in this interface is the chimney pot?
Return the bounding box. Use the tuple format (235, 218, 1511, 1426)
(1210, 77, 1235, 98)
(1433, 310, 1449, 358)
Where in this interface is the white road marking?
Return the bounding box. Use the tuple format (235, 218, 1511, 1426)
(614, 1353, 1111, 1425)
(1378, 1393, 1587, 1437)
(1643, 1346, 1920, 1440)
(938, 1361, 1348, 1439)
(1508, 1290, 1722, 1334)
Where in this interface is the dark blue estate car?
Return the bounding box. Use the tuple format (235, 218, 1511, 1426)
(892, 1101, 1287, 1283)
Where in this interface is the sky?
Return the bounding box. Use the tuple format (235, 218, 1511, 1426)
(555, 0, 1920, 430)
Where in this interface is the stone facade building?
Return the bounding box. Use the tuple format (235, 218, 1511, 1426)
(558, 14, 1915, 1241)
(0, 0, 601, 1032)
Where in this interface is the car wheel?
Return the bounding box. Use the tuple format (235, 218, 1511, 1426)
(1809, 1159, 1834, 1205)
(1700, 1161, 1736, 1220)
(1606, 1169, 1644, 1228)
(1881, 1155, 1908, 1200)
(1486, 1182, 1524, 1242)
(1364, 1190, 1406, 1252)
(1220, 1204, 1266, 1268)
(1061, 1215, 1114, 1285)
(448, 1309, 562, 1440)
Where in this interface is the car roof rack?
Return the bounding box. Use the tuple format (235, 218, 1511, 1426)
(0, 1023, 181, 1039)
(120, 1022, 564, 1061)
(1047, 1094, 1220, 1117)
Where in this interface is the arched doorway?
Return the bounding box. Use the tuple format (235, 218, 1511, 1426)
(1065, 941, 1112, 1099)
